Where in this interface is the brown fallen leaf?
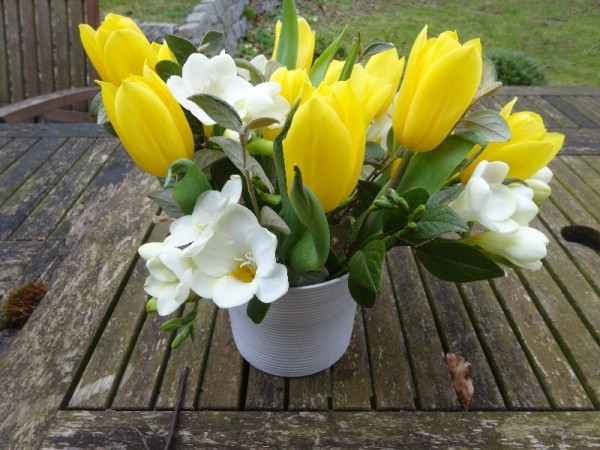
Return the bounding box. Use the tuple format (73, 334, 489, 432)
(446, 352, 474, 412)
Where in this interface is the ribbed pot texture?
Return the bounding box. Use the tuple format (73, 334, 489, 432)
(228, 274, 356, 377)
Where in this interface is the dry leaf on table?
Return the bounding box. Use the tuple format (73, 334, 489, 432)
(446, 352, 474, 412)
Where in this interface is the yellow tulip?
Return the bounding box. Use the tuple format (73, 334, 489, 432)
(80, 13, 167, 85)
(461, 98, 564, 181)
(392, 26, 482, 152)
(283, 81, 366, 212)
(99, 67, 194, 177)
(364, 47, 405, 118)
(272, 17, 316, 70)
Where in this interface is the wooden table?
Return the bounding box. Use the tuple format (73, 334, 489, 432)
(1, 87, 600, 448)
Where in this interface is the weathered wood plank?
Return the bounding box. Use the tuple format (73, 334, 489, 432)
(362, 268, 415, 410)
(551, 157, 600, 224)
(519, 96, 559, 129)
(9, 138, 118, 241)
(0, 164, 157, 449)
(244, 368, 286, 411)
(0, 137, 64, 205)
(458, 281, 549, 409)
(561, 96, 600, 125)
(502, 86, 600, 96)
(0, 241, 43, 296)
(0, 123, 110, 138)
(512, 94, 578, 128)
(576, 96, 600, 122)
(155, 300, 218, 410)
(420, 270, 506, 411)
(544, 95, 598, 128)
(330, 311, 372, 410)
(386, 247, 459, 410)
(42, 410, 600, 449)
(0, 137, 37, 175)
(0, 137, 93, 239)
(197, 310, 244, 409)
(110, 307, 174, 410)
(288, 371, 329, 411)
(492, 270, 593, 410)
(518, 264, 600, 407)
(560, 154, 600, 196)
(553, 128, 600, 155)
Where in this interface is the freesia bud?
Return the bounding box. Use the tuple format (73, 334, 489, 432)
(461, 98, 564, 181)
(467, 227, 549, 270)
(99, 67, 194, 177)
(392, 27, 482, 152)
(525, 179, 552, 203)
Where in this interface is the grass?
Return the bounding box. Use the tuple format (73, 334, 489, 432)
(100, 0, 600, 86)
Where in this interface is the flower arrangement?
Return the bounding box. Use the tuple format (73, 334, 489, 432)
(80, 0, 563, 348)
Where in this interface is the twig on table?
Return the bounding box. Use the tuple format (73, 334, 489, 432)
(130, 426, 151, 450)
(164, 366, 190, 450)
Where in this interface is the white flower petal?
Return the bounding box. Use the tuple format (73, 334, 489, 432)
(139, 242, 167, 260)
(191, 231, 238, 277)
(212, 275, 256, 308)
(255, 263, 289, 303)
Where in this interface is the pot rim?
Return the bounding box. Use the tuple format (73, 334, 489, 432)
(288, 272, 349, 292)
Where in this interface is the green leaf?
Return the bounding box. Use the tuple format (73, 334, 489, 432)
(399, 187, 430, 211)
(348, 278, 377, 308)
(275, 0, 298, 69)
(164, 34, 198, 65)
(188, 94, 243, 132)
(209, 136, 274, 193)
(154, 60, 182, 82)
(475, 56, 503, 100)
(397, 136, 474, 195)
(146, 297, 158, 314)
(164, 159, 212, 215)
(147, 187, 183, 218)
(194, 149, 227, 170)
(414, 204, 469, 238)
(171, 323, 194, 349)
(247, 297, 271, 324)
(361, 42, 394, 60)
(290, 166, 330, 268)
(90, 91, 102, 118)
(199, 30, 224, 57)
(289, 231, 322, 273)
(246, 117, 281, 129)
(428, 185, 464, 205)
(260, 206, 291, 235)
(235, 58, 266, 85)
(309, 25, 347, 86)
(348, 240, 386, 293)
(457, 109, 511, 147)
(339, 34, 360, 81)
(415, 241, 505, 282)
(365, 141, 385, 166)
(356, 180, 382, 209)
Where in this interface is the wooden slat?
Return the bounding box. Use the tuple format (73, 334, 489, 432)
(545, 95, 598, 128)
(561, 96, 600, 125)
(0, 161, 157, 449)
(492, 271, 593, 410)
(576, 96, 600, 123)
(0, 0, 9, 103)
(155, 300, 218, 410)
(552, 158, 600, 224)
(519, 96, 559, 129)
(36, 0, 54, 94)
(0, 137, 92, 239)
(244, 368, 285, 410)
(0, 137, 37, 174)
(458, 281, 549, 409)
(330, 311, 372, 410)
(20, 0, 39, 97)
(197, 310, 245, 409)
(522, 95, 578, 128)
(387, 247, 458, 410)
(69, 0, 86, 90)
(42, 410, 600, 449)
(288, 371, 329, 411)
(560, 154, 600, 196)
(4, 0, 22, 101)
(420, 270, 506, 411)
(0, 241, 44, 296)
(9, 138, 118, 241)
(0, 123, 109, 138)
(0, 137, 64, 205)
(362, 268, 415, 410)
(53, 0, 70, 90)
(518, 264, 600, 407)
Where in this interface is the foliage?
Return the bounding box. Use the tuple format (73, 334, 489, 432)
(487, 49, 547, 86)
(0, 280, 47, 330)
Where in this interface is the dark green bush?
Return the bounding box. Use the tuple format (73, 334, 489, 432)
(486, 49, 547, 86)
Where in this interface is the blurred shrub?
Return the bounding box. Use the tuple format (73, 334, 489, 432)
(487, 49, 547, 86)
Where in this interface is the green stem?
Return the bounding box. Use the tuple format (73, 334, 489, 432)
(388, 148, 414, 191)
(240, 126, 261, 218)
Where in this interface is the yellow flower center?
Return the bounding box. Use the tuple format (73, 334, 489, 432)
(231, 252, 257, 283)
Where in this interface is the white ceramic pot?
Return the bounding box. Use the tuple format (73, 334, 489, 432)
(228, 274, 356, 377)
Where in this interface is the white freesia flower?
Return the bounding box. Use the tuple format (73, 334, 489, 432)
(165, 175, 242, 248)
(237, 54, 269, 80)
(468, 226, 549, 270)
(449, 160, 521, 234)
(167, 51, 251, 125)
(187, 205, 288, 308)
(525, 166, 553, 202)
(367, 109, 392, 151)
(167, 51, 288, 128)
(508, 184, 538, 226)
(141, 247, 195, 315)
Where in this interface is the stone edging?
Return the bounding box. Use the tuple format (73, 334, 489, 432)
(141, 0, 281, 54)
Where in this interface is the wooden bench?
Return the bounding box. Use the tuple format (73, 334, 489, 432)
(0, 0, 100, 123)
(0, 87, 599, 448)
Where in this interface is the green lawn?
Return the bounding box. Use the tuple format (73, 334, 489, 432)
(100, 0, 600, 86)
